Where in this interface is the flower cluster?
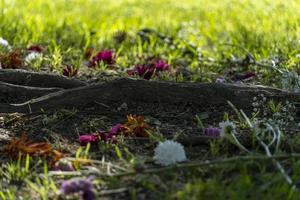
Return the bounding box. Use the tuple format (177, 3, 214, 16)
(79, 115, 152, 146)
(88, 50, 116, 67)
(153, 140, 187, 166)
(127, 58, 170, 80)
(60, 177, 95, 200)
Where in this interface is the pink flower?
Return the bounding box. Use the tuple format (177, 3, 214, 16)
(128, 58, 170, 80)
(79, 124, 124, 145)
(98, 124, 123, 143)
(153, 59, 170, 71)
(204, 127, 221, 137)
(79, 134, 98, 146)
(88, 50, 116, 67)
(63, 65, 78, 77)
(135, 65, 155, 80)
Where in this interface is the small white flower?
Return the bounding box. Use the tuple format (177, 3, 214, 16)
(0, 37, 10, 50)
(219, 120, 236, 137)
(0, 37, 9, 47)
(153, 140, 187, 166)
(25, 52, 42, 63)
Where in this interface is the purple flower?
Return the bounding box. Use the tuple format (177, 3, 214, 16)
(79, 134, 98, 146)
(127, 58, 170, 80)
(109, 124, 123, 136)
(88, 50, 116, 67)
(60, 178, 95, 200)
(153, 59, 170, 71)
(204, 127, 221, 137)
(98, 124, 123, 143)
(135, 65, 155, 80)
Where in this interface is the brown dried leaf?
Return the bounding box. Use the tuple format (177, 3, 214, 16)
(1, 133, 63, 165)
(122, 115, 152, 137)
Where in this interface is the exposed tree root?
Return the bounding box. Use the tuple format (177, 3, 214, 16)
(0, 75, 298, 114)
(0, 69, 87, 89)
(0, 81, 61, 100)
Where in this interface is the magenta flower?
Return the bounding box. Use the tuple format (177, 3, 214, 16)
(204, 127, 221, 137)
(109, 124, 123, 136)
(60, 177, 95, 200)
(135, 65, 155, 80)
(28, 45, 44, 53)
(88, 50, 116, 67)
(79, 134, 98, 146)
(63, 65, 78, 77)
(128, 58, 170, 80)
(98, 124, 123, 143)
(153, 59, 170, 71)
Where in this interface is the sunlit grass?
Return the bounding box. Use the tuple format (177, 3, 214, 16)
(1, 0, 300, 60)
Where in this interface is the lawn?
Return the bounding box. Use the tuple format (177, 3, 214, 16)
(1, 0, 300, 199)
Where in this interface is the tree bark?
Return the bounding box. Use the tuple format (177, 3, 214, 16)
(0, 78, 298, 114)
(0, 69, 87, 89)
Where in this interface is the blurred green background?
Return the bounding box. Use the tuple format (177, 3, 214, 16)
(1, 0, 300, 57)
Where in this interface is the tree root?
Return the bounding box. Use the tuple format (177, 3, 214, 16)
(0, 69, 87, 89)
(0, 81, 61, 100)
(0, 76, 298, 114)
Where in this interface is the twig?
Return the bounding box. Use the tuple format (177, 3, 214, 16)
(45, 154, 300, 178)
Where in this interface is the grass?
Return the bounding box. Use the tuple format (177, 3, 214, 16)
(1, 0, 300, 199)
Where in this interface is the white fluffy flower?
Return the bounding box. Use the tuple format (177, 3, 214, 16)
(219, 120, 236, 137)
(153, 140, 187, 166)
(25, 52, 42, 63)
(0, 37, 9, 47)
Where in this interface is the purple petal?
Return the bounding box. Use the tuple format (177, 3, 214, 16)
(109, 124, 123, 135)
(204, 127, 221, 137)
(88, 50, 115, 67)
(79, 134, 98, 146)
(153, 59, 169, 71)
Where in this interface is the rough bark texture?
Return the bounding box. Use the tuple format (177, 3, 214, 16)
(0, 81, 61, 98)
(0, 76, 299, 114)
(0, 69, 87, 89)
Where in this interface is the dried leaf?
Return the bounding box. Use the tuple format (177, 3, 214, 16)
(122, 115, 152, 137)
(1, 133, 63, 165)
